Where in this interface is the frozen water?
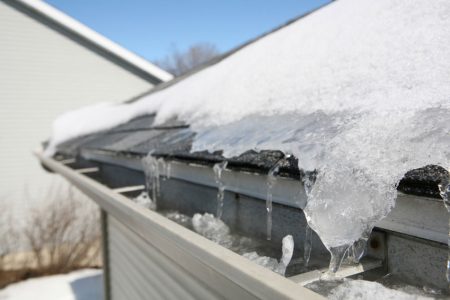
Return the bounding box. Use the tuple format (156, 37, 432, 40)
(192, 213, 234, 248)
(163, 211, 192, 228)
(142, 154, 161, 207)
(304, 224, 313, 267)
(244, 234, 294, 276)
(213, 161, 228, 219)
(438, 177, 450, 282)
(48, 0, 450, 270)
(190, 213, 293, 275)
(132, 191, 155, 210)
(275, 235, 294, 275)
(328, 280, 433, 300)
(243, 252, 279, 272)
(266, 159, 284, 240)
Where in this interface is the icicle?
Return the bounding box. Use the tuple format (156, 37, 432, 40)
(438, 177, 450, 282)
(266, 163, 280, 240)
(302, 171, 316, 266)
(142, 153, 160, 208)
(166, 161, 172, 179)
(348, 229, 371, 264)
(275, 235, 294, 276)
(159, 158, 167, 181)
(304, 224, 313, 267)
(213, 161, 228, 219)
(266, 154, 292, 240)
(326, 245, 351, 276)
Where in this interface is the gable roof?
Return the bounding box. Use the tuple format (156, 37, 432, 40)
(6, 0, 173, 84)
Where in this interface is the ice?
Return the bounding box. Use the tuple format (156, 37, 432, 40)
(243, 252, 279, 272)
(132, 191, 155, 210)
(190, 213, 293, 275)
(438, 176, 450, 282)
(163, 211, 192, 228)
(275, 234, 294, 275)
(243, 234, 294, 276)
(213, 161, 228, 219)
(142, 154, 161, 207)
(328, 280, 433, 300)
(304, 224, 313, 267)
(192, 213, 234, 248)
(266, 159, 283, 240)
(48, 0, 450, 271)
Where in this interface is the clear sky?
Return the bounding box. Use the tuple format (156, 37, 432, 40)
(44, 0, 331, 63)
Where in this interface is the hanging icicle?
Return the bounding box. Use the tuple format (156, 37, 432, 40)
(213, 161, 228, 219)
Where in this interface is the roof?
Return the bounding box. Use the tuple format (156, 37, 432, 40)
(7, 0, 173, 83)
(53, 114, 449, 199)
(47, 0, 450, 249)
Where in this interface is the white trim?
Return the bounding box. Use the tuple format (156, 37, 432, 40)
(17, 0, 173, 82)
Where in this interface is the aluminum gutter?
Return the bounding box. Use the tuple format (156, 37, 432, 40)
(36, 151, 324, 300)
(10, 0, 173, 83)
(82, 150, 449, 245)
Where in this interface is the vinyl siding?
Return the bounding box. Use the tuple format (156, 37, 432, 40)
(0, 0, 153, 220)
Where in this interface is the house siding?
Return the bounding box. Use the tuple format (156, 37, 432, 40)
(0, 0, 154, 220)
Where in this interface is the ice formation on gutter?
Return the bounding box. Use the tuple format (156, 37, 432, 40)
(48, 0, 450, 272)
(328, 280, 432, 300)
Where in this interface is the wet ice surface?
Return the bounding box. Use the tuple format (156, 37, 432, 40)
(164, 211, 296, 276)
(328, 280, 433, 300)
(306, 278, 440, 300)
(439, 179, 450, 281)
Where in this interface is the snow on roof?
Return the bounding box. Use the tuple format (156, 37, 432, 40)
(47, 0, 450, 250)
(17, 0, 173, 83)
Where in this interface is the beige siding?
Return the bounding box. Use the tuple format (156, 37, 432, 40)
(0, 1, 153, 218)
(107, 216, 222, 300)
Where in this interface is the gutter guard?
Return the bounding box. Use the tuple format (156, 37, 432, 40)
(35, 151, 324, 300)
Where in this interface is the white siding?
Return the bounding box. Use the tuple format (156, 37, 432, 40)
(0, 1, 153, 218)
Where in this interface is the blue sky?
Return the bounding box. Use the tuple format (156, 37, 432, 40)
(45, 0, 330, 63)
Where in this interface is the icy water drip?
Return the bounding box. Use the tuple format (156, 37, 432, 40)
(159, 158, 171, 181)
(304, 224, 313, 267)
(213, 161, 228, 219)
(348, 229, 370, 264)
(438, 178, 450, 282)
(327, 245, 350, 276)
(266, 158, 286, 240)
(142, 154, 161, 207)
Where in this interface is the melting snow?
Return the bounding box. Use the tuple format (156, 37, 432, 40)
(328, 280, 433, 300)
(48, 0, 450, 269)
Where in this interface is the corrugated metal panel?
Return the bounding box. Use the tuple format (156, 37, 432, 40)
(108, 216, 220, 300)
(0, 0, 153, 219)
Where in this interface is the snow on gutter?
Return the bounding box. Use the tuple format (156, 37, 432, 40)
(35, 150, 324, 300)
(15, 0, 173, 83)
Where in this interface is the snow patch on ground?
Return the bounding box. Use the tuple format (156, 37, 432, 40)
(0, 269, 102, 300)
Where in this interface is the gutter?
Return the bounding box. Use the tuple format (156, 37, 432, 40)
(35, 151, 324, 300)
(82, 150, 449, 245)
